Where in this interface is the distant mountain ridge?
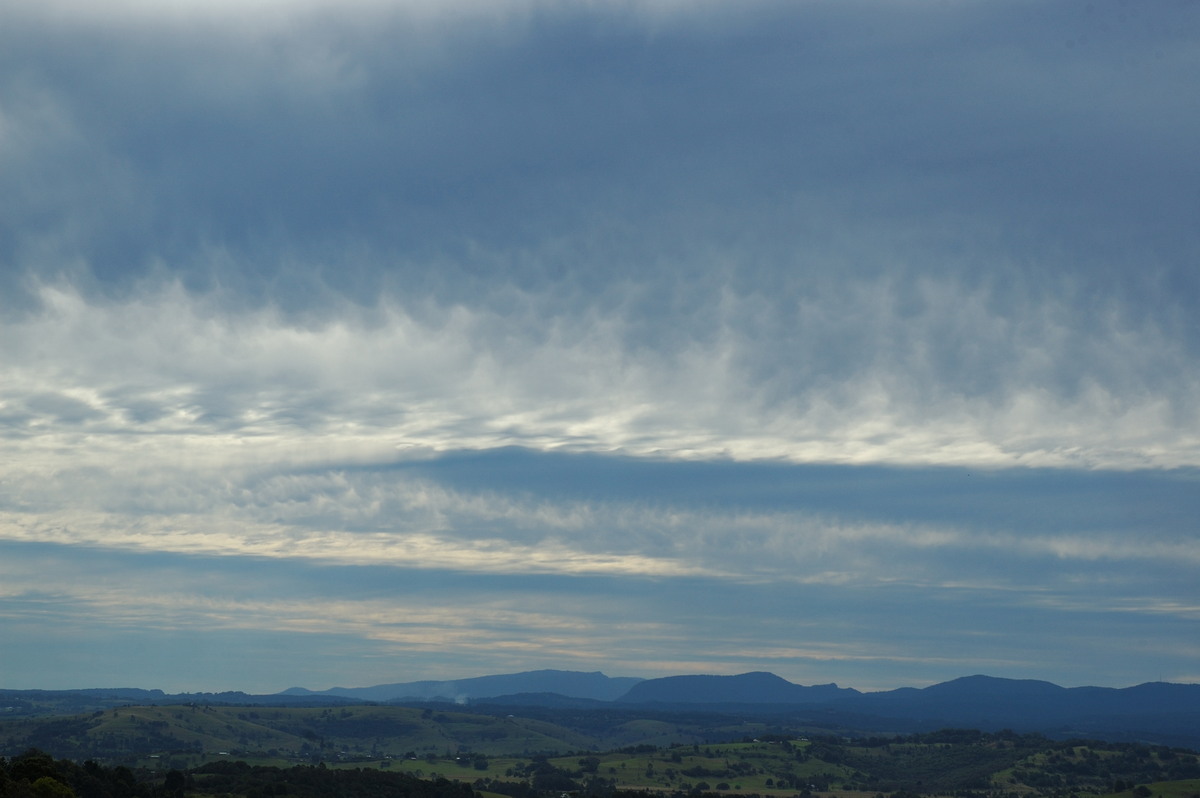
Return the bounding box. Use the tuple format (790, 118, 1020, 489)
(616, 671, 859, 705)
(847, 674, 1200, 729)
(610, 672, 1200, 746)
(7, 670, 1200, 747)
(281, 669, 642, 703)
(275, 670, 1200, 725)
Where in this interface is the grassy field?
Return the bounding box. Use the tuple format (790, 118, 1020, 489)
(366, 739, 844, 794)
(5, 705, 1200, 798)
(1097, 780, 1200, 798)
(0, 703, 781, 764)
(364, 744, 1200, 798)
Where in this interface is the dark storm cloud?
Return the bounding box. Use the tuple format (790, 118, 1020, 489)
(4, 1, 1198, 303)
(3, 1, 1196, 429)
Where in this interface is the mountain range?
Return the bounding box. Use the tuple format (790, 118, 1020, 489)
(280, 669, 641, 703)
(6, 670, 1200, 748)
(271, 669, 1200, 745)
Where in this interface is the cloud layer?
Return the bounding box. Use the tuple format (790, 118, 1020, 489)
(2, 0, 1198, 692)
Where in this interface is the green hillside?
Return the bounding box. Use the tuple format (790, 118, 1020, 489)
(4, 706, 1200, 798)
(0, 705, 606, 766)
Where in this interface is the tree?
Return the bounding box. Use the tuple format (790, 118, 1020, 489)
(32, 778, 75, 798)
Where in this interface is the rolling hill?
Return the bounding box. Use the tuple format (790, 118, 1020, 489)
(5, 671, 1200, 749)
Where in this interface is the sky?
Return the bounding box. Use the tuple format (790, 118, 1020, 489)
(1, 0, 1199, 695)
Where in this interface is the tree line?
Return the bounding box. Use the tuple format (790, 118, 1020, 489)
(0, 750, 476, 798)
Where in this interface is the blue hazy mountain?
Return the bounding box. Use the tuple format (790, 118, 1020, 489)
(846, 674, 1200, 728)
(616, 671, 860, 705)
(7, 671, 1200, 746)
(277, 670, 1200, 729)
(610, 672, 1200, 746)
(280, 669, 642, 703)
(617, 672, 1200, 719)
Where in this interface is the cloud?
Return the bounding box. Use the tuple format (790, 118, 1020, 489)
(3, 440, 1198, 598)
(2, 0, 1199, 691)
(3, 280, 1198, 473)
(4, 2, 1198, 297)
(0, 537, 1129, 691)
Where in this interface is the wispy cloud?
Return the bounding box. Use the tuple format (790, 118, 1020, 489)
(3, 0, 1198, 691)
(4, 281, 1197, 472)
